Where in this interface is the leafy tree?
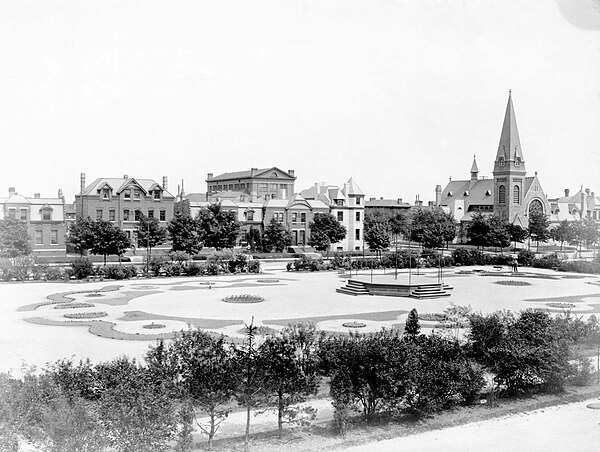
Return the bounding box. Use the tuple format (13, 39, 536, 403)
(197, 203, 241, 250)
(0, 217, 31, 258)
(136, 214, 167, 272)
(409, 209, 456, 250)
(308, 213, 347, 254)
(487, 217, 511, 252)
(507, 222, 528, 248)
(550, 220, 574, 252)
(88, 220, 131, 266)
(168, 213, 202, 255)
(528, 209, 550, 252)
(389, 211, 409, 239)
(262, 218, 291, 252)
(246, 226, 263, 252)
(466, 212, 490, 249)
(363, 213, 391, 257)
(404, 308, 420, 337)
(65, 217, 95, 256)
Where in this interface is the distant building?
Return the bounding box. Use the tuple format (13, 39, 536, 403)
(365, 197, 412, 218)
(438, 92, 551, 238)
(75, 173, 175, 245)
(0, 187, 67, 256)
(301, 178, 365, 251)
(206, 167, 296, 201)
(548, 187, 599, 223)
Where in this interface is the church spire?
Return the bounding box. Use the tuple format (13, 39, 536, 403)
(493, 90, 526, 175)
(470, 154, 479, 180)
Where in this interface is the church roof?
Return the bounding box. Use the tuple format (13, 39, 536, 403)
(470, 155, 479, 173)
(440, 179, 494, 206)
(493, 91, 526, 173)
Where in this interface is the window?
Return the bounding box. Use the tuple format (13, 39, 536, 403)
(148, 209, 154, 219)
(356, 197, 361, 205)
(50, 229, 58, 245)
(336, 200, 344, 206)
(355, 229, 360, 240)
(102, 188, 110, 199)
(109, 209, 116, 221)
(299, 230, 306, 245)
(41, 207, 51, 221)
(498, 185, 506, 204)
(159, 210, 166, 221)
(35, 230, 43, 245)
(134, 210, 141, 221)
(292, 212, 297, 223)
(515, 157, 521, 166)
(123, 209, 130, 221)
(234, 184, 240, 190)
(355, 211, 361, 221)
(240, 183, 246, 189)
(8, 209, 16, 218)
(20, 209, 28, 221)
(246, 211, 254, 221)
(499, 157, 505, 167)
(133, 190, 140, 199)
(96, 209, 103, 220)
(124, 190, 131, 200)
(274, 212, 284, 223)
(337, 211, 344, 221)
(300, 212, 306, 223)
(513, 185, 520, 204)
(154, 190, 161, 200)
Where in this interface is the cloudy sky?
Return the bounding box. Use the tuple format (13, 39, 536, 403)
(1, 0, 599, 203)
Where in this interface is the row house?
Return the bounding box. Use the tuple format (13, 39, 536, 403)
(0, 187, 67, 256)
(75, 173, 175, 244)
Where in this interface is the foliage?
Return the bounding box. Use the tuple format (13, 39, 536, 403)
(88, 220, 131, 266)
(136, 214, 167, 271)
(65, 218, 95, 256)
(262, 218, 292, 253)
(0, 217, 31, 258)
(550, 220, 575, 251)
(197, 203, 241, 250)
(466, 213, 513, 251)
(168, 213, 202, 255)
(69, 257, 95, 280)
(101, 265, 138, 280)
(246, 226, 263, 252)
(409, 209, 456, 249)
(517, 249, 535, 266)
(308, 213, 347, 253)
(528, 209, 551, 250)
(363, 212, 391, 255)
(404, 308, 420, 337)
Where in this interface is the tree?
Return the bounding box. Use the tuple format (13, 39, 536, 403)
(65, 217, 95, 256)
(308, 213, 346, 254)
(409, 210, 456, 250)
(262, 218, 291, 252)
(197, 203, 241, 250)
(507, 222, 528, 249)
(136, 214, 167, 272)
(88, 220, 131, 266)
(246, 226, 263, 252)
(466, 213, 490, 249)
(528, 209, 550, 252)
(550, 220, 574, 252)
(487, 217, 511, 252)
(167, 213, 202, 255)
(363, 213, 391, 257)
(404, 308, 420, 337)
(0, 218, 31, 258)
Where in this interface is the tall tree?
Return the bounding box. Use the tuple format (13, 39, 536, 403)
(0, 218, 31, 258)
(363, 212, 391, 257)
(167, 213, 202, 255)
(308, 213, 347, 254)
(136, 214, 167, 271)
(409, 210, 456, 250)
(246, 226, 263, 252)
(404, 308, 421, 338)
(550, 220, 574, 252)
(65, 217, 95, 256)
(528, 210, 551, 252)
(88, 220, 131, 266)
(197, 203, 241, 251)
(262, 218, 291, 252)
(507, 222, 528, 249)
(466, 213, 490, 250)
(487, 217, 511, 252)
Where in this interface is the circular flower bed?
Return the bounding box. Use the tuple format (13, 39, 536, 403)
(419, 313, 447, 322)
(143, 323, 166, 329)
(131, 285, 158, 290)
(85, 293, 104, 298)
(64, 311, 108, 319)
(257, 279, 279, 283)
(343, 321, 366, 328)
(546, 302, 576, 309)
(199, 282, 216, 286)
(495, 280, 531, 286)
(55, 302, 94, 310)
(222, 294, 265, 304)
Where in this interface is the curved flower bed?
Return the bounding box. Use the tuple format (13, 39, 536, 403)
(55, 302, 94, 310)
(143, 323, 166, 329)
(257, 279, 279, 283)
(495, 280, 532, 286)
(199, 282, 216, 286)
(343, 321, 366, 328)
(85, 293, 105, 298)
(419, 313, 447, 321)
(546, 302, 576, 309)
(222, 294, 264, 304)
(63, 311, 108, 319)
(237, 325, 277, 336)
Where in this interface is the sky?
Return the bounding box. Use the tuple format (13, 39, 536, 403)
(0, 0, 599, 204)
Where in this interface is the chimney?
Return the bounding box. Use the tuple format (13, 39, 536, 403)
(123, 174, 128, 179)
(344, 182, 349, 196)
(8, 187, 15, 197)
(250, 167, 258, 177)
(162, 176, 168, 190)
(428, 201, 434, 207)
(380, 197, 383, 200)
(288, 169, 295, 177)
(585, 188, 590, 195)
(58, 189, 64, 201)
(397, 198, 403, 204)
(34, 193, 40, 199)
(564, 189, 570, 197)
(370, 197, 375, 201)
(435, 184, 442, 207)
(80, 173, 86, 194)
(207, 173, 213, 181)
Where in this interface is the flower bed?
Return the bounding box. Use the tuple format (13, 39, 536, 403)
(222, 294, 265, 304)
(237, 325, 277, 336)
(419, 313, 447, 322)
(546, 302, 576, 309)
(55, 302, 94, 310)
(143, 323, 166, 329)
(257, 279, 279, 283)
(342, 321, 366, 328)
(495, 280, 532, 286)
(63, 311, 108, 319)
(85, 293, 104, 298)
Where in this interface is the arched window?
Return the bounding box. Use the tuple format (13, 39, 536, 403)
(498, 185, 506, 204)
(513, 185, 520, 204)
(528, 199, 544, 216)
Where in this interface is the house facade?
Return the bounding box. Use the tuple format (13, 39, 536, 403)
(206, 167, 296, 201)
(74, 173, 175, 245)
(548, 187, 599, 223)
(0, 187, 67, 256)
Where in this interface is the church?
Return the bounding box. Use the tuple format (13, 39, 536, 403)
(437, 92, 551, 238)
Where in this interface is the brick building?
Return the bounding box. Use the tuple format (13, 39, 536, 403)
(206, 167, 296, 201)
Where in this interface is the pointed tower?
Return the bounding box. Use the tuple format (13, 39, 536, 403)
(493, 91, 527, 221)
(470, 154, 479, 181)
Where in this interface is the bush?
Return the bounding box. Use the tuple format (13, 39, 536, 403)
(248, 260, 261, 273)
(293, 255, 322, 271)
(452, 248, 484, 266)
(532, 253, 561, 269)
(69, 258, 94, 280)
(184, 262, 204, 276)
(557, 260, 600, 274)
(103, 265, 137, 280)
(518, 249, 535, 266)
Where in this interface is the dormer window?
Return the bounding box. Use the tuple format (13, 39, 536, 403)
(40, 206, 53, 221)
(447, 191, 453, 197)
(133, 189, 141, 199)
(336, 200, 344, 206)
(102, 188, 110, 199)
(356, 197, 361, 205)
(463, 191, 469, 196)
(485, 190, 492, 196)
(153, 190, 161, 200)
(515, 157, 521, 166)
(499, 157, 505, 167)
(124, 190, 131, 200)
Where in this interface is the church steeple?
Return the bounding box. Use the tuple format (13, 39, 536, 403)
(493, 90, 526, 175)
(470, 154, 479, 180)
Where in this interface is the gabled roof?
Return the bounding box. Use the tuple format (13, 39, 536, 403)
(3, 194, 31, 204)
(344, 178, 364, 196)
(81, 178, 174, 198)
(440, 179, 494, 206)
(209, 167, 295, 182)
(116, 178, 147, 195)
(286, 194, 311, 209)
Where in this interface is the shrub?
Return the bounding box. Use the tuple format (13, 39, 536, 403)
(452, 248, 484, 266)
(293, 255, 322, 271)
(184, 262, 204, 276)
(69, 258, 94, 280)
(532, 253, 561, 269)
(518, 249, 535, 266)
(45, 266, 67, 281)
(248, 260, 261, 273)
(103, 265, 137, 280)
(557, 260, 600, 274)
